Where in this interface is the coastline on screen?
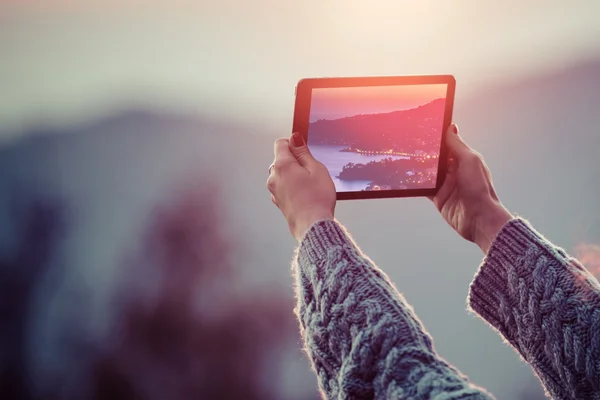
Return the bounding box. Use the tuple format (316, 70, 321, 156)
(307, 84, 447, 193)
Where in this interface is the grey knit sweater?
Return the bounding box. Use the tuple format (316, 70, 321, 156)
(293, 217, 600, 399)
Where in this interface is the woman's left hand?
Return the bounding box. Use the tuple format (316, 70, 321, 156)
(267, 132, 336, 242)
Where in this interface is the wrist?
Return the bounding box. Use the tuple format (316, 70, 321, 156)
(473, 203, 513, 254)
(293, 212, 334, 242)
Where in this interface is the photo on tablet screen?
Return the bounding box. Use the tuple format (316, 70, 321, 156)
(307, 84, 447, 193)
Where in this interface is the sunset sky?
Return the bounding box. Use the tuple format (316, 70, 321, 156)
(309, 84, 447, 121)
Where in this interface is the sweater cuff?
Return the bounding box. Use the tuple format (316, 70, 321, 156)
(297, 219, 352, 265)
(467, 217, 551, 327)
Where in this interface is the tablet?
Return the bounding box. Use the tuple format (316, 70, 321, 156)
(293, 75, 455, 200)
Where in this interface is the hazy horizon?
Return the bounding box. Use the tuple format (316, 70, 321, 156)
(2, 1, 600, 138)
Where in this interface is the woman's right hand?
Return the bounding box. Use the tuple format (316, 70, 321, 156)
(267, 133, 336, 242)
(431, 124, 513, 253)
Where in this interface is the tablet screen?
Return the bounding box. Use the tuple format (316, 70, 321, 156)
(307, 84, 447, 193)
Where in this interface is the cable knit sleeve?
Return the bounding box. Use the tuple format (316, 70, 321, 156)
(468, 218, 600, 400)
(293, 219, 494, 400)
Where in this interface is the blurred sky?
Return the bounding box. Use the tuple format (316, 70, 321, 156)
(1, 1, 600, 138)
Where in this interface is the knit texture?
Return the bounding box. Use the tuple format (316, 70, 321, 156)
(468, 218, 600, 400)
(294, 219, 495, 400)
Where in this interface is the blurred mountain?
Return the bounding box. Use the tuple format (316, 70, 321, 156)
(0, 110, 314, 399)
(1, 57, 599, 399)
(455, 57, 600, 245)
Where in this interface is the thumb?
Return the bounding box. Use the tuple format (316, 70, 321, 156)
(445, 123, 472, 161)
(289, 132, 316, 168)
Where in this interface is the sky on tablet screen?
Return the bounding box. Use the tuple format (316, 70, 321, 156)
(309, 84, 447, 122)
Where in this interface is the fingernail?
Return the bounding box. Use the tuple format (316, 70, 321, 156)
(452, 124, 458, 135)
(292, 132, 304, 147)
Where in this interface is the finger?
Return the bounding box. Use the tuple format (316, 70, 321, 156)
(428, 154, 456, 203)
(266, 175, 275, 194)
(432, 172, 456, 210)
(288, 132, 317, 169)
(427, 154, 456, 203)
(272, 138, 296, 170)
(429, 159, 456, 204)
(447, 156, 458, 173)
(273, 138, 295, 164)
(445, 123, 473, 161)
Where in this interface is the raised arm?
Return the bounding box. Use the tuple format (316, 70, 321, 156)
(468, 218, 600, 399)
(432, 125, 600, 399)
(294, 218, 493, 399)
(267, 132, 494, 399)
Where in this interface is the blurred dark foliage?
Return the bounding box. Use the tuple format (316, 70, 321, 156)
(0, 183, 316, 400)
(89, 183, 306, 400)
(0, 197, 65, 399)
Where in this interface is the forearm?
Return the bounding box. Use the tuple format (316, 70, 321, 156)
(468, 218, 600, 399)
(294, 219, 494, 400)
